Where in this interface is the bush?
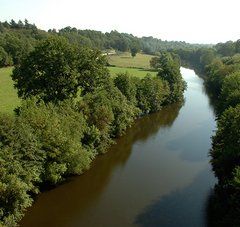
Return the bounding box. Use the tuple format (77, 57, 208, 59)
(0, 114, 41, 226)
(80, 81, 140, 153)
(136, 75, 170, 114)
(18, 99, 94, 183)
(210, 105, 240, 182)
(220, 71, 240, 111)
(0, 100, 96, 226)
(151, 52, 186, 103)
(114, 72, 137, 105)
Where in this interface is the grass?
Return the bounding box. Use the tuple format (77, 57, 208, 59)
(0, 67, 20, 114)
(108, 66, 157, 78)
(107, 52, 155, 69)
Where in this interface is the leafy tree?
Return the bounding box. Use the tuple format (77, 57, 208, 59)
(12, 36, 79, 102)
(130, 47, 138, 57)
(114, 72, 137, 104)
(235, 40, 240, 53)
(0, 46, 12, 66)
(3, 33, 30, 64)
(210, 105, 240, 182)
(9, 19, 17, 28)
(215, 41, 236, 56)
(156, 52, 186, 103)
(136, 75, 170, 114)
(12, 36, 111, 102)
(130, 41, 140, 58)
(0, 99, 97, 226)
(220, 71, 240, 110)
(150, 56, 161, 69)
(199, 48, 215, 67)
(0, 113, 41, 226)
(18, 99, 94, 183)
(79, 89, 115, 153)
(76, 48, 110, 95)
(81, 82, 139, 138)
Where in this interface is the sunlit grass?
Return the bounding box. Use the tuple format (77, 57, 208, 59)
(108, 66, 157, 78)
(107, 52, 155, 69)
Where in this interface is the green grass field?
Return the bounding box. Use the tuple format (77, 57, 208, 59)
(108, 66, 157, 78)
(107, 52, 155, 69)
(0, 67, 20, 114)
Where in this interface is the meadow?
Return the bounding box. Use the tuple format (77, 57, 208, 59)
(108, 66, 157, 78)
(107, 52, 155, 69)
(107, 52, 157, 78)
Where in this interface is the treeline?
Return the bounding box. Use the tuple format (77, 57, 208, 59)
(0, 36, 185, 226)
(0, 19, 207, 67)
(175, 38, 240, 74)
(48, 26, 208, 55)
(140, 36, 207, 55)
(176, 43, 240, 226)
(0, 19, 50, 66)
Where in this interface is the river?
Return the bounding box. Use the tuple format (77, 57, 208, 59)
(20, 68, 217, 227)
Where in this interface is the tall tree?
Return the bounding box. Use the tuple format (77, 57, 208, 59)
(12, 36, 110, 102)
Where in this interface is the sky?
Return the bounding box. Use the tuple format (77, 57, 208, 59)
(1, 0, 240, 44)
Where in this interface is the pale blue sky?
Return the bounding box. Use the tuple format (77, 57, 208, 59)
(1, 0, 240, 44)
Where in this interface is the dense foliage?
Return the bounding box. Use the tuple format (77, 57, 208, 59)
(0, 35, 184, 226)
(0, 20, 49, 67)
(0, 100, 94, 226)
(150, 52, 186, 103)
(155, 52, 186, 103)
(210, 105, 240, 183)
(12, 36, 110, 102)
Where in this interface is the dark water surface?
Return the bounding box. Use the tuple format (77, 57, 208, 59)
(20, 68, 216, 227)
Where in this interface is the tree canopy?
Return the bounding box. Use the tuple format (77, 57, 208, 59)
(11, 36, 110, 102)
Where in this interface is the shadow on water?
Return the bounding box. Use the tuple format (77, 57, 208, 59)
(20, 102, 182, 227)
(202, 81, 220, 116)
(134, 167, 216, 227)
(128, 102, 183, 143)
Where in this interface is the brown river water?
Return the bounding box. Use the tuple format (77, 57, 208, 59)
(20, 68, 216, 227)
